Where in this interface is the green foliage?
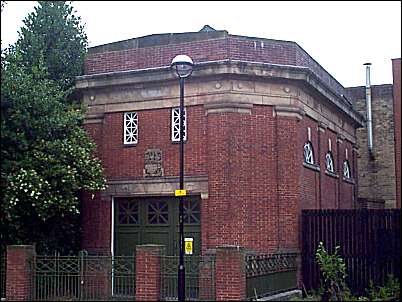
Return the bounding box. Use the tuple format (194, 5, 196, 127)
(15, 1, 88, 95)
(315, 242, 348, 301)
(366, 275, 400, 301)
(1, 1, 105, 254)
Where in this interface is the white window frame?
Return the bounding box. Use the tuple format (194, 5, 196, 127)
(171, 107, 187, 142)
(123, 112, 138, 145)
(325, 152, 335, 173)
(343, 160, 351, 179)
(303, 141, 314, 165)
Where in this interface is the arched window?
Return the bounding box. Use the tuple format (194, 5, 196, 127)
(343, 160, 351, 179)
(325, 152, 335, 173)
(303, 141, 314, 165)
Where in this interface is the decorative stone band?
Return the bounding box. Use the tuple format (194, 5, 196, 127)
(101, 175, 208, 200)
(76, 60, 365, 128)
(318, 121, 328, 133)
(337, 134, 345, 144)
(83, 113, 105, 124)
(273, 105, 305, 121)
(204, 101, 253, 115)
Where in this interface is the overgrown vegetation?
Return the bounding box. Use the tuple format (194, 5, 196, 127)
(1, 1, 106, 255)
(292, 241, 400, 301)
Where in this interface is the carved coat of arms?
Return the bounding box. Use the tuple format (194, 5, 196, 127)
(144, 149, 163, 177)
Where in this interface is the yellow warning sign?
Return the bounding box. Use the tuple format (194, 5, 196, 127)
(185, 238, 193, 255)
(175, 189, 187, 196)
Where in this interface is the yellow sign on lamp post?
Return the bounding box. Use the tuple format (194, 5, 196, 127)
(175, 189, 187, 196)
(184, 238, 193, 255)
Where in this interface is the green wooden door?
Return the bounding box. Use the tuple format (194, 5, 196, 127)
(115, 196, 201, 256)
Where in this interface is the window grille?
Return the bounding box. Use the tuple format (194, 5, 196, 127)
(343, 160, 351, 179)
(148, 201, 169, 224)
(325, 152, 335, 173)
(303, 142, 314, 165)
(124, 112, 138, 144)
(171, 108, 187, 142)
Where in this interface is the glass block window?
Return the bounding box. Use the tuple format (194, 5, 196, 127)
(148, 201, 169, 224)
(171, 108, 187, 142)
(118, 200, 139, 225)
(325, 152, 335, 173)
(123, 112, 138, 145)
(343, 160, 351, 179)
(303, 141, 314, 165)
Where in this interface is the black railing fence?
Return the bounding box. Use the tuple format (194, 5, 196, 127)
(245, 252, 298, 300)
(160, 255, 215, 301)
(33, 252, 135, 301)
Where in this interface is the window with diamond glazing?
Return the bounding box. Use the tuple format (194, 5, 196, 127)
(303, 141, 314, 165)
(343, 160, 351, 179)
(124, 112, 138, 145)
(171, 108, 187, 142)
(325, 152, 335, 173)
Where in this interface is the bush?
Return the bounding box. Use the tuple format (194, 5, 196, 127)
(315, 241, 347, 301)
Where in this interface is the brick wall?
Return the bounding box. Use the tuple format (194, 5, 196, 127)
(319, 128, 338, 209)
(392, 59, 401, 208)
(204, 106, 279, 253)
(82, 100, 357, 255)
(85, 33, 346, 97)
(80, 31, 360, 256)
(300, 117, 320, 210)
(299, 116, 356, 211)
(347, 85, 396, 207)
(135, 245, 164, 301)
(6, 245, 35, 301)
(215, 246, 246, 301)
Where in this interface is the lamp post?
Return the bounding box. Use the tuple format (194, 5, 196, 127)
(170, 54, 194, 302)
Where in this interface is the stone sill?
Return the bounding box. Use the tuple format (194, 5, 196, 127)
(325, 170, 339, 179)
(343, 177, 355, 184)
(303, 162, 320, 172)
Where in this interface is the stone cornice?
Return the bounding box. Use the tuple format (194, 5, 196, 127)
(274, 105, 305, 121)
(101, 175, 208, 200)
(76, 60, 364, 127)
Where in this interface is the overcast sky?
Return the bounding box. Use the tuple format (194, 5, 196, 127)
(1, 1, 401, 87)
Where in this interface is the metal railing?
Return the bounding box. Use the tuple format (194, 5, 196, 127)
(160, 255, 215, 301)
(245, 252, 298, 300)
(33, 252, 135, 301)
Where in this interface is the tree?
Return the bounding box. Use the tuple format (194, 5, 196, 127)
(15, 1, 88, 96)
(0, 1, 105, 254)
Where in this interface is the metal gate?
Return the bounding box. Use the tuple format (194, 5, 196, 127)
(160, 255, 215, 301)
(33, 252, 135, 301)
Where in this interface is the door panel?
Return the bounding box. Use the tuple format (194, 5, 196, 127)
(115, 196, 201, 256)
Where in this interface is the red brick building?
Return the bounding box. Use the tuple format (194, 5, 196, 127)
(392, 59, 401, 208)
(75, 27, 364, 257)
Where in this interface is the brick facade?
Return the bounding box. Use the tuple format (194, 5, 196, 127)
(77, 28, 363, 259)
(215, 246, 246, 301)
(392, 59, 401, 208)
(135, 245, 164, 301)
(6, 245, 35, 301)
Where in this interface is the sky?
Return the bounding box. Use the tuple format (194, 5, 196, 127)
(1, 1, 401, 88)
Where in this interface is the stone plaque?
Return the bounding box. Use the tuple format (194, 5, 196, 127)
(144, 149, 163, 177)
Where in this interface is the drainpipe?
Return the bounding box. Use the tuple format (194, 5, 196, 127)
(364, 63, 373, 156)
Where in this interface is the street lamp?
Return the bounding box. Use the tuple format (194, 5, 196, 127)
(170, 54, 194, 302)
